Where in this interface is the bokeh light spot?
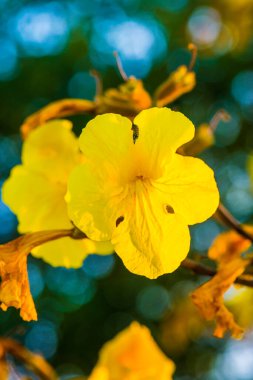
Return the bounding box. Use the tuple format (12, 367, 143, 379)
(0, 38, 18, 81)
(28, 261, 45, 299)
(46, 267, 91, 296)
(0, 136, 21, 177)
(136, 285, 170, 320)
(90, 15, 167, 78)
(187, 7, 222, 48)
(191, 220, 221, 252)
(231, 71, 253, 108)
(0, 181, 17, 242)
(82, 254, 115, 279)
(68, 71, 96, 100)
(12, 3, 70, 56)
(25, 321, 58, 359)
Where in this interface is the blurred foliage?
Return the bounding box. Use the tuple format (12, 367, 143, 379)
(1, 0, 253, 379)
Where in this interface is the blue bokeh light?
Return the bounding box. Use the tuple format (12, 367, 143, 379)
(28, 261, 45, 299)
(45, 266, 97, 312)
(226, 188, 253, 221)
(82, 254, 115, 279)
(136, 285, 170, 321)
(0, 37, 18, 81)
(215, 335, 253, 380)
(25, 320, 58, 359)
(90, 14, 167, 78)
(0, 181, 17, 242)
(68, 71, 96, 100)
(45, 267, 91, 296)
(191, 220, 221, 252)
(0, 136, 21, 177)
(11, 3, 70, 56)
(231, 71, 253, 107)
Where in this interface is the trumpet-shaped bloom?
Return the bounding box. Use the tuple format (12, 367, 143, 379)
(2, 120, 113, 268)
(67, 108, 219, 278)
(88, 322, 175, 380)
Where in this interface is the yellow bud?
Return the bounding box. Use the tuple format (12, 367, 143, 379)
(154, 65, 196, 107)
(179, 123, 214, 156)
(97, 77, 152, 117)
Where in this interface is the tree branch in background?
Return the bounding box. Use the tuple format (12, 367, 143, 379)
(215, 203, 253, 243)
(181, 258, 253, 287)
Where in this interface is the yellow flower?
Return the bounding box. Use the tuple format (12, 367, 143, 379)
(88, 322, 175, 380)
(2, 120, 113, 268)
(67, 108, 219, 279)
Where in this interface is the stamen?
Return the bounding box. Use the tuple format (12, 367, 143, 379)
(116, 216, 124, 227)
(90, 69, 103, 97)
(131, 123, 139, 144)
(113, 51, 129, 81)
(209, 109, 231, 132)
(166, 205, 175, 214)
(188, 43, 198, 71)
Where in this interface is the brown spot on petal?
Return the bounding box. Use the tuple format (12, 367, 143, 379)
(166, 205, 175, 214)
(116, 216, 124, 227)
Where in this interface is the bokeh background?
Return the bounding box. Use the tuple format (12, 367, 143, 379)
(1, 0, 253, 379)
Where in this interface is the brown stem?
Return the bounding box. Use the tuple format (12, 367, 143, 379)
(215, 203, 253, 243)
(181, 258, 253, 287)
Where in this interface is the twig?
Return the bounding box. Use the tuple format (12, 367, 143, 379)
(215, 203, 253, 243)
(181, 258, 253, 287)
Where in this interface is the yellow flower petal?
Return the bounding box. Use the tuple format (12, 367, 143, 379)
(155, 154, 219, 225)
(22, 119, 81, 183)
(3, 166, 71, 232)
(88, 366, 109, 380)
(88, 322, 175, 380)
(79, 113, 133, 173)
(32, 238, 113, 268)
(112, 184, 190, 279)
(133, 107, 195, 165)
(67, 164, 118, 241)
